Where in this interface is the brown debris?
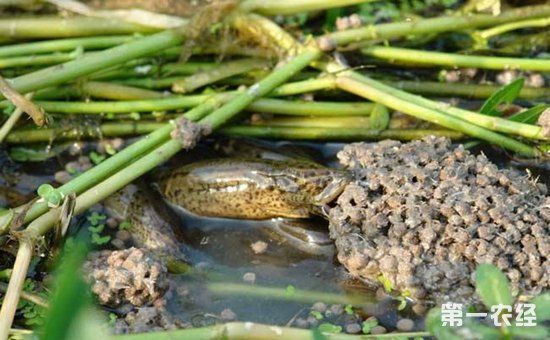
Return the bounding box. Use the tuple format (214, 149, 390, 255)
(537, 108, 550, 138)
(114, 306, 184, 334)
(84, 248, 169, 307)
(170, 117, 211, 150)
(329, 137, 549, 304)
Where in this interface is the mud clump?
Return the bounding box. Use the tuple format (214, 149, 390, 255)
(114, 306, 183, 334)
(170, 117, 211, 150)
(84, 248, 169, 308)
(329, 137, 549, 304)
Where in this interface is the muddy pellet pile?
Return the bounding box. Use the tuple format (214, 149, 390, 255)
(328, 137, 549, 305)
(84, 248, 169, 307)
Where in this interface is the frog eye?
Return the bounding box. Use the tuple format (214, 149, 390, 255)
(274, 177, 299, 193)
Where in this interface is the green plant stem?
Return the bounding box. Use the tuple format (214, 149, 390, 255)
(247, 98, 375, 116)
(5, 122, 166, 144)
(0, 35, 134, 58)
(208, 282, 374, 306)
(201, 49, 322, 129)
(386, 80, 550, 100)
(0, 237, 33, 338)
(0, 52, 79, 69)
(336, 74, 537, 156)
(5, 113, 428, 144)
(0, 101, 27, 143)
(479, 17, 550, 39)
(0, 17, 155, 39)
(172, 58, 270, 93)
(1, 95, 359, 115)
(253, 115, 422, 129)
(79, 81, 167, 100)
(350, 73, 547, 140)
(222, 125, 464, 140)
(319, 4, 550, 47)
(0, 282, 48, 308)
(4, 28, 188, 98)
(93, 61, 218, 81)
(240, 0, 372, 15)
(15, 95, 210, 113)
(33, 76, 334, 102)
(362, 46, 550, 71)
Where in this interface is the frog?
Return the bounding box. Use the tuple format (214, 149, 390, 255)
(103, 182, 190, 273)
(155, 158, 351, 220)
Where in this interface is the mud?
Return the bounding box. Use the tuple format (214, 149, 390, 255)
(84, 248, 168, 308)
(170, 118, 212, 150)
(329, 137, 549, 304)
(538, 108, 550, 138)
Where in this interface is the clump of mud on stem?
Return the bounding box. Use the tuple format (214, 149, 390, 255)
(328, 137, 549, 305)
(170, 117, 211, 149)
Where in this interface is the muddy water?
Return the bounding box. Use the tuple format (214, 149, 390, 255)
(1, 140, 548, 331)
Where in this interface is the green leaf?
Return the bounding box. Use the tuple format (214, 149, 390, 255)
(508, 104, 548, 124)
(462, 320, 501, 340)
(88, 224, 105, 234)
(285, 285, 296, 297)
(311, 328, 327, 340)
(479, 78, 524, 116)
(509, 325, 548, 339)
(531, 293, 550, 321)
(344, 304, 354, 315)
(10, 144, 70, 162)
(310, 310, 323, 320)
(37, 184, 63, 207)
(87, 212, 106, 225)
(104, 144, 116, 155)
(323, 8, 342, 31)
(425, 308, 463, 340)
(318, 323, 342, 334)
(42, 241, 90, 340)
(397, 296, 407, 310)
(89, 151, 106, 165)
(377, 275, 392, 293)
(370, 103, 390, 130)
(475, 264, 513, 308)
(108, 313, 118, 326)
(118, 221, 132, 231)
(362, 318, 378, 334)
(91, 233, 111, 245)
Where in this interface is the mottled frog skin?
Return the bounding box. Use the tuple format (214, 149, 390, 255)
(157, 158, 350, 220)
(104, 183, 189, 271)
